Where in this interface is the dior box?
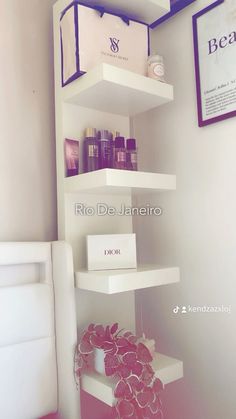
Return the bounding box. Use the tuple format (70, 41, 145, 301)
(86, 234, 137, 271)
(60, 2, 149, 86)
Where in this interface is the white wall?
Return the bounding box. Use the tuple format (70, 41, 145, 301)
(1, 1, 236, 417)
(133, 1, 236, 418)
(0, 0, 57, 241)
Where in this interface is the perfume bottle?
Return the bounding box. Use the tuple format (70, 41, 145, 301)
(98, 130, 112, 169)
(83, 128, 99, 172)
(110, 130, 120, 167)
(64, 139, 79, 177)
(126, 138, 138, 171)
(114, 137, 126, 170)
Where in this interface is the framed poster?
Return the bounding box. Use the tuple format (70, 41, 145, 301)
(193, 0, 236, 127)
(151, 0, 196, 27)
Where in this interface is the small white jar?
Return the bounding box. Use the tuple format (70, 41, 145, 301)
(147, 54, 165, 82)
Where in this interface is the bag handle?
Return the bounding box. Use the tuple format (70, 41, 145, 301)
(94, 5, 130, 25)
(60, 2, 130, 26)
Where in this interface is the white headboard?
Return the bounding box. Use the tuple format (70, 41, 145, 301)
(0, 241, 80, 419)
(0, 242, 57, 419)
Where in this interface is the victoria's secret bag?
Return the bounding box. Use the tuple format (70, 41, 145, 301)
(60, 2, 149, 86)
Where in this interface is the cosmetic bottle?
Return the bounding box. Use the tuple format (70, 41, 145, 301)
(110, 130, 120, 166)
(114, 136, 126, 170)
(126, 138, 138, 171)
(147, 54, 165, 82)
(98, 130, 112, 169)
(83, 128, 99, 172)
(64, 139, 79, 177)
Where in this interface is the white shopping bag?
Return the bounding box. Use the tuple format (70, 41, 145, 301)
(60, 2, 149, 86)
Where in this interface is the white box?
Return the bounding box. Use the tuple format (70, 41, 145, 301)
(60, 3, 149, 86)
(86, 234, 137, 271)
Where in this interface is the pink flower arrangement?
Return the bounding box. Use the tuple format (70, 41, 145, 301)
(75, 323, 164, 419)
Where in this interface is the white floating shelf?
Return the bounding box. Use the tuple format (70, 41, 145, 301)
(65, 169, 176, 195)
(62, 63, 173, 116)
(81, 353, 183, 406)
(76, 265, 180, 294)
(80, 0, 170, 25)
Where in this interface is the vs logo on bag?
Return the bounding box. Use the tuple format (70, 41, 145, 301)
(110, 37, 120, 53)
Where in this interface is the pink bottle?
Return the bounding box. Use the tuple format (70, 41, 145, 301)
(126, 138, 138, 171)
(114, 137, 126, 170)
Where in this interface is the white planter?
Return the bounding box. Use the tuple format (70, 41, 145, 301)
(94, 348, 106, 375)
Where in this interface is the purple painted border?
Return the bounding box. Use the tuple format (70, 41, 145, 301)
(151, 0, 196, 28)
(192, 0, 236, 127)
(60, 1, 150, 87)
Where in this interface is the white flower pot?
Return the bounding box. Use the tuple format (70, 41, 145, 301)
(94, 348, 106, 375)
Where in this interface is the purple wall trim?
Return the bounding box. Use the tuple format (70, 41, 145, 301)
(192, 0, 236, 127)
(151, 0, 196, 28)
(192, 0, 223, 20)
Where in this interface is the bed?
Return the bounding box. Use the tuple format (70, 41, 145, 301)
(0, 241, 80, 419)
